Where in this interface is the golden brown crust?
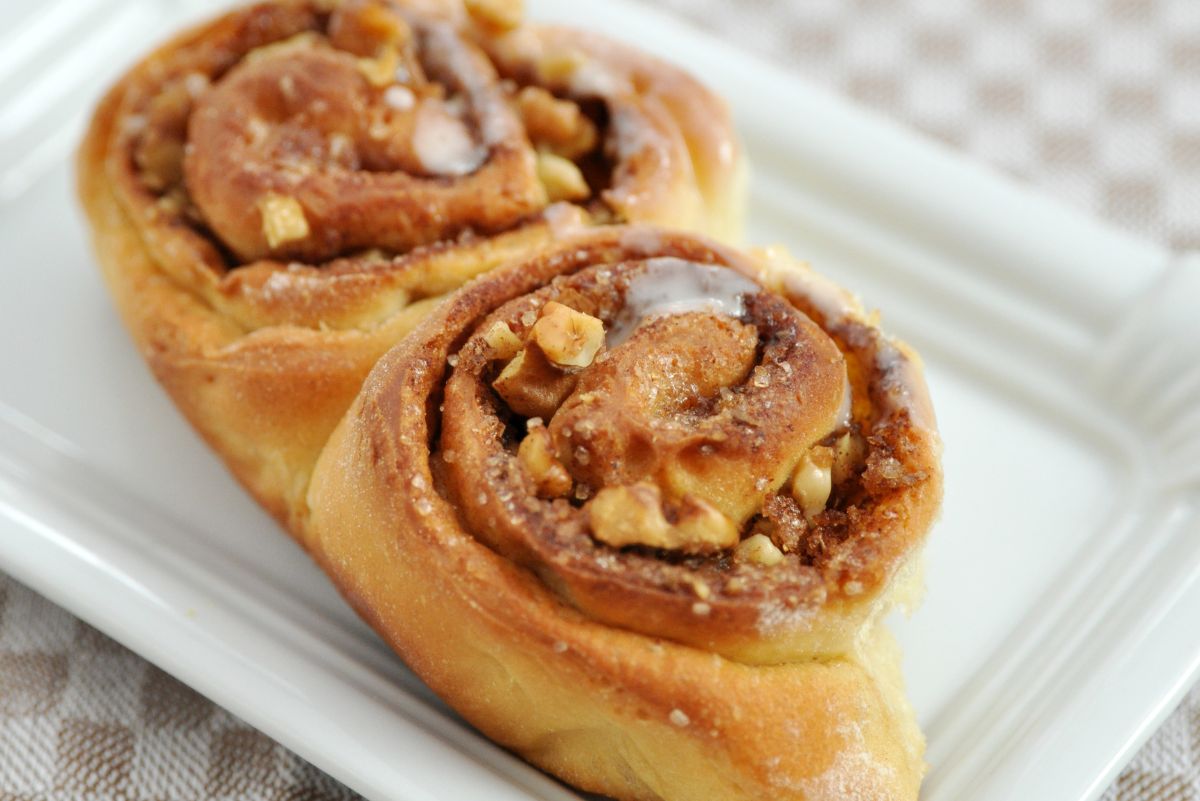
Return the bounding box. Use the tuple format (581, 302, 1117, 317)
(76, 0, 743, 539)
(305, 227, 941, 799)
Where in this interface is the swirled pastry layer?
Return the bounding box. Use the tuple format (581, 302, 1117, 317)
(101, 0, 741, 330)
(77, 0, 741, 534)
(306, 226, 942, 799)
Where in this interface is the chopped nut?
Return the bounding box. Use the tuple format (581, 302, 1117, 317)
(357, 46, 399, 87)
(360, 2, 411, 48)
(672, 495, 739, 550)
(536, 152, 590, 202)
(134, 78, 194, 191)
(258, 193, 310, 249)
(790, 446, 833, 519)
(136, 137, 185, 192)
(492, 345, 577, 418)
(531, 301, 604, 368)
(587, 483, 671, 549)
(831, 430, 867, 485)
(735, 533, 785, 566)
(483, 320, 523, 360)
(465, 0, 523, 30)
(329, 1, 411, 56)
(518, 426, 572, 498)
(539, 50, 587, 83)
(587, 484, 738, 554)
(517, 86, 597, 159)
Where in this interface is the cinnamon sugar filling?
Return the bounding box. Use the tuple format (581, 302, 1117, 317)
(110, 0, 668, 277)
(432, 244, 933, 624)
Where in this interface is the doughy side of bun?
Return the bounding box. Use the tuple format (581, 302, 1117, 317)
(306, 227, 941, 800)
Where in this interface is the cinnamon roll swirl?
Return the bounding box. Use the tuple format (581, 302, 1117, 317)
(307, 227, 942, 800)
(76, 0, 741, 537)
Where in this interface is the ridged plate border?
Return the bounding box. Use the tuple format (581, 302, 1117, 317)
(0, 1, 1195, 800)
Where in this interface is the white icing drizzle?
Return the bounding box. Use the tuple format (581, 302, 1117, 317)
(608, 258, 760, 347)
(421, 21, 516, 148)
(612, 112, 665, 162)
(412, 100, 486, 176)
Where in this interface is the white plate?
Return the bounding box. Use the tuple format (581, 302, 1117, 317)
(1, 1, 1198, 799)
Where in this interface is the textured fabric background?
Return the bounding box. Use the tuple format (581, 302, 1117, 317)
(2, 0, 1197, 799)
(660, 0, 1200, 252)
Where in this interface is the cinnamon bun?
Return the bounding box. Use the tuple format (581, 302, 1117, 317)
(76, 0, 741, 538)
(306, 226, 942, 800)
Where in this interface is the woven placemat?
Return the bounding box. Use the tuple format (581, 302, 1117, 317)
(0, 577, 355, 800)
(3, 1, 1197, 799)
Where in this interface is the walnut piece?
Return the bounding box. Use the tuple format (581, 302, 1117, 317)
(134, 77, 194, 192)
(790, 445, 833, 519)
(258, 193, 310, 249)
(483, 320, 523, 361)
(538, 50, 587, 83)
(531, 301, 604, 368)
(536, 152, 590, 202)
(735, 533, 785, 566)
(356, 45, 399, 87)
(831, 430, 867, 485)
(465, 0, 523, 30)
(517, 86, 598, 159)
(518, 424, 572, 498)
(331, 0, 412, 57)
(587, 483, 739, 554)
(493, 345, 576, 419)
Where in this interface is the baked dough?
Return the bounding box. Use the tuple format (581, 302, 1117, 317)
(306, 226, 942, 800)
(76, 0, 743, 540)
